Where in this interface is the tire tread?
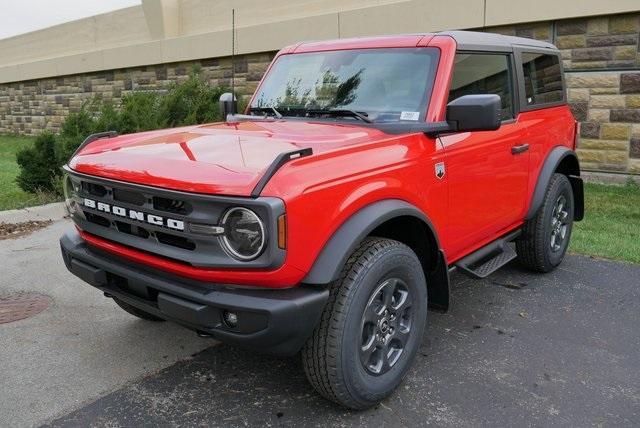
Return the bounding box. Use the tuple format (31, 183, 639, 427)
(301, 237, 410, 409)
(517, 173, 572, 272)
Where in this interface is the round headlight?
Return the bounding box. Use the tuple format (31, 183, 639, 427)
(62, 174, 77, 215)
(221, 207, 266, 260)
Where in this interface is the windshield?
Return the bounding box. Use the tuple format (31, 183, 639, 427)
(250, 48, 439, 123)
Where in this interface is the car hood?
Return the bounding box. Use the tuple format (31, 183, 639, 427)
(69, 120, 392, 196)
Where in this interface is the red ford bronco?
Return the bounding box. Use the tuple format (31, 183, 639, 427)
(60, 31, 583, 409)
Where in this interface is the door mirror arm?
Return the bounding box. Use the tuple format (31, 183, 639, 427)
(219, 92, 238, 121)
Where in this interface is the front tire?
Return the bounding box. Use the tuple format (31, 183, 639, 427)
(517, 173, 574, 272)
(302, 238, 427, 409)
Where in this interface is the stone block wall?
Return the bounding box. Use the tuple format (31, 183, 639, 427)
(0, 52, 276, 135)
(566, 71, 640, 173)
(486, 12, 640, 174)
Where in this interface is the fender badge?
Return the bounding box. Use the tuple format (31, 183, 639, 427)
(435, 162, 445, 179)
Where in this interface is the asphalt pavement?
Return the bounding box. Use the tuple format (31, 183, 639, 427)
(1, 219, 639, 427)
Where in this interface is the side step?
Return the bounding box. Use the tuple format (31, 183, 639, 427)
(455, 231, 520, 279)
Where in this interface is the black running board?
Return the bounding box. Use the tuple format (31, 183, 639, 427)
(454, 230, 521, 279)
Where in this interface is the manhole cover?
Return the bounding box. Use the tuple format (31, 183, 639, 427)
(0, 292, 52, 324)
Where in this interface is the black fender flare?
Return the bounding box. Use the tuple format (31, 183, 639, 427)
(303, 199, 450, 311)
(303, 199, 437, 284)
(526, 146, 584, 221)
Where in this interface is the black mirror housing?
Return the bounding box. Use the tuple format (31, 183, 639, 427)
(219, 92, 238, 120)
(446, 94, 501, 132)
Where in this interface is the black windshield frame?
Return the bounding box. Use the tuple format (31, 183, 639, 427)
(248, 47, 441, 124)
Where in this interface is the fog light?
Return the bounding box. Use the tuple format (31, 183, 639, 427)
(223, 310, 238, 328)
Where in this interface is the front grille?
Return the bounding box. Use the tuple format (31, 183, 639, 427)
(65, 167, 285, 269)
(81, 190, 194, 251)
(156, 231, 196, 250)
(79, 193, 197, 253)
(113, 188, 146, 206)
(82, 182, 107, 197)
(85, 212, 111, 227)
(114, 220, 150, 239)
(153, 196, 191, 215)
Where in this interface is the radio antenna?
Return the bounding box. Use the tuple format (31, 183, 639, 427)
(231, 8, 235, 99)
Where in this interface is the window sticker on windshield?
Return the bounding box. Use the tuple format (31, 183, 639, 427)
(400, 111, 420, 121)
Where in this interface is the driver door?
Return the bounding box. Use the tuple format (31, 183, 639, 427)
(440, 52, 529, 259)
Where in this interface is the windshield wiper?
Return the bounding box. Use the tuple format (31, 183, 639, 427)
(306, 109, 372, 123)
(249, 106, 283, 118)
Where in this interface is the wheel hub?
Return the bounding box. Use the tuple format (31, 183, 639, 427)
(360, 278, 412, 376)
(378, 317, 390, 334)
(550, 194, 570, 252)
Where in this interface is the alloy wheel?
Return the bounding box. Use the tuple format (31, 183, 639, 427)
(550, 194, 569, 252)
(360, 278, 413, 376)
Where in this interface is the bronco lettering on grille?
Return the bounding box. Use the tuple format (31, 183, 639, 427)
(82, 198, 185, 231)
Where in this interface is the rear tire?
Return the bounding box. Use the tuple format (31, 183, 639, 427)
(302, 238, 427, 409)
(517, 173, 574, 272)
(113, 297, 165, 322)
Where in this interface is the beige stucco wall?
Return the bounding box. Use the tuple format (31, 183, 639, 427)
(0, 6, 151, 66)
(485, 0, 640, 26)
(179, 0, 409, 34)
(1, 0, 639, 84)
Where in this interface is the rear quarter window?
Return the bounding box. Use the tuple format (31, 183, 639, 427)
(520, 53, 564, 107)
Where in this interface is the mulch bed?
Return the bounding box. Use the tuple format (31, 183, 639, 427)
(0, 220, 53, 240)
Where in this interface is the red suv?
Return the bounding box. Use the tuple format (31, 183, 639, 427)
(60, 31, 583, 409)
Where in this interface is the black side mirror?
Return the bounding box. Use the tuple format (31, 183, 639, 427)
(446, 94, 501, 132)
(219, 92, 237, 120)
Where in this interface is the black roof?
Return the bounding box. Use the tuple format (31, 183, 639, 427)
(437, 30, 558, 52)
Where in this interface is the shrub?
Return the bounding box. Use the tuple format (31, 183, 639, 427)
(60, 108, 96, 140)
(92, 102, 121, 134)
(16, 70, 232, 195)
(15, 132, 59, 193)
(117, 91, 164, 133)
(158, 72, 226, 126)
(55, 109, 98, 166)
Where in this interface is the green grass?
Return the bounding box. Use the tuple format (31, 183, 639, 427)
(570, 181, 640, 264)
(0, 134, 60, 211)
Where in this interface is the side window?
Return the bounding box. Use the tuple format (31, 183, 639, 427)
(448, 53, 514, 120)
(520, 53, 563, 106)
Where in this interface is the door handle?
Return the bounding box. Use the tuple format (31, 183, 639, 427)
(511, 144, 529, 155)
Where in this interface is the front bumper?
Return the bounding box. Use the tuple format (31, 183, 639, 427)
(60, 229, 328, 356)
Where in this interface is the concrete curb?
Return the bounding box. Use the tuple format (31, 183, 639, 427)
(0, 202, 66, 224)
